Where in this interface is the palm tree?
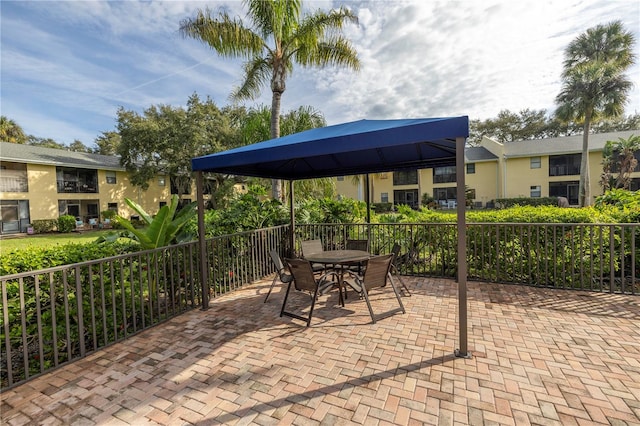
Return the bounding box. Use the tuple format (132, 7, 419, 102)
(180, 0, 360, 201)
(600, 134, 640, 190)
(0, 116, 27, 144)
(555, 21, 636, 207)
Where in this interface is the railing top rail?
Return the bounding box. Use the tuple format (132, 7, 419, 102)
(298, 222, 640, 226)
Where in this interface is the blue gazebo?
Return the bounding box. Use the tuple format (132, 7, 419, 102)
(191, 116, 471, 357)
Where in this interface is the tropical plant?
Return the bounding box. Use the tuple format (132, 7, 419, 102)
(112, 195, 196, 250)
(0, 116, 27, 144)
(555, 20, 636, 207)
(600, 134, 640, 191)
(179, 0, 360, 201)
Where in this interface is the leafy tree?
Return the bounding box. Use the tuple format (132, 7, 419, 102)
(179, 0, 360, 201)
(469, 109, 551, 145)
(68, 139, 90, 152)
(469, 110, 640, 145)
(116, 93, 244, 202)
(0, 116, 27, 144)
(600, 134, 640, 191)
(26, 135, 65, 149)
(93, 131, 121, 155)
(555, 21, 636, 207)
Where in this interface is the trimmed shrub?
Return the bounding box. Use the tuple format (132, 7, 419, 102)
(30, 219, 58, 234)
(495, 197, 558, 208)
(57, 215, 77, 233)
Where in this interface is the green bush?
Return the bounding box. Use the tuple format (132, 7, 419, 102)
(494, 197, 558, 208)
(372, 202, 393, 213)
(31, 219, 58, 233)
(57, 215, 77, 233)
(0, 241, 138, 276)
(101, 210, 117, 220)
(594, 189, 640, 223)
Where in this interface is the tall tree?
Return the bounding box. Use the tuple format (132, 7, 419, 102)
(117, 93, 244, 202)
(27, 135, 65, 149)
(94, 131, 121, 155)
(0, 116, 27, 144)
(555, 21, 636, 207)
(179, 0, 360, 201)
(68, 139, 91, 152)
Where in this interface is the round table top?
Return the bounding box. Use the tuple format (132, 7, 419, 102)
(304, 250, 371, 264)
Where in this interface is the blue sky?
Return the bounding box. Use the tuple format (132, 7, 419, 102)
(1, 0, 639, 148)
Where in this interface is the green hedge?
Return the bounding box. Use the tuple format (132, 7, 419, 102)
(30, 219, 58, 233)
(494, 197, 558, 208)
(0, 241, 139, 276)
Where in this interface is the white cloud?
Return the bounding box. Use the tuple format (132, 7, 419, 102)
(1, 0, 638, 145)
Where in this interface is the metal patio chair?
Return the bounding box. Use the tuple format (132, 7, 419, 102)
(343, 254, 405, 324)
(281, 258, 338, 327)
(264, 250, 294, 303)
(300, 239, 326, 273)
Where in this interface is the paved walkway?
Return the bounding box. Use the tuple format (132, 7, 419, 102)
(2, 277, 639, 425)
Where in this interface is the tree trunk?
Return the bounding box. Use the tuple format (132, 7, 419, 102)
(579, 115, 592, 207)
(270, 89, 283, 201)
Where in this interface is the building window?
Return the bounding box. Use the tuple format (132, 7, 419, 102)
(0, 200, 30, 234)
(433, 166, 456, 183)
(393, 189, 419, 208)
(158, 176, 166, 186)
(393, 170, 418, 185)
(107, 202, 118, 212)
(106, 171, 116, 184)
(336, 176, 345, 181)
(549, 181, 579, 205)
(466, 163, 475, 174)
(530, 185, 541, 198)
(530, 157, 541, 169)
(56, 167, 98, 193)
(380, 192, 389, 203)
(0, 162, 28, 192)
(549, 154, 581, 176)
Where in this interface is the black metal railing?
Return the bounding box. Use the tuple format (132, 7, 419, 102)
(2, 222, 638, 390)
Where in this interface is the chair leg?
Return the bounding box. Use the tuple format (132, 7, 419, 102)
(392, 265, 411, 296)
(264, 274, 279, 303)
(306, 286, 320, 327)
(360, 287, 377, 324)
(387, 274, 406, 314)
(280, 280, 295, 317)
(281, 281, 320, 327)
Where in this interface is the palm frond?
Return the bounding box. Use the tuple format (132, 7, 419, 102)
(179, 8, 263, 58)
(231, 57, 272, 100)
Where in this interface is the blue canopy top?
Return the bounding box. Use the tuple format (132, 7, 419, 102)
(192, 116, 469, 180)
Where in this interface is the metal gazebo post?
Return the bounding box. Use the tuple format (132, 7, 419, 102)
(196, 171, 209, 310)
(455, 136, 470, 358)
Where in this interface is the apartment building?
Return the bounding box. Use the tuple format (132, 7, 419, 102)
(0, 142, 173, 234)
(335, 130, 640, 209)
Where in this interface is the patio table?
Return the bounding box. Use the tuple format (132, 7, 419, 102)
(304, 250, 371, 305)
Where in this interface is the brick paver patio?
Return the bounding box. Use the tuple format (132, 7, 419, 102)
(2, 276, 639, 425)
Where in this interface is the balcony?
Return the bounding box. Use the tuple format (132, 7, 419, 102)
(56, 180, 98, 193)
(1, 223, 639, 424)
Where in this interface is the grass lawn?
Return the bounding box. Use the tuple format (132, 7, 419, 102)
(0, 230, 115, 255)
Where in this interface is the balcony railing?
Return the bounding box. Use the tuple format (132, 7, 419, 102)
(56, 180, 98, 193)
(2, 222, 638, 390)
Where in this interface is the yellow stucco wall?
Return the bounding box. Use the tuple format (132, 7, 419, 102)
(466, 161, 499, 205)
(0, 163, 173, 222)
